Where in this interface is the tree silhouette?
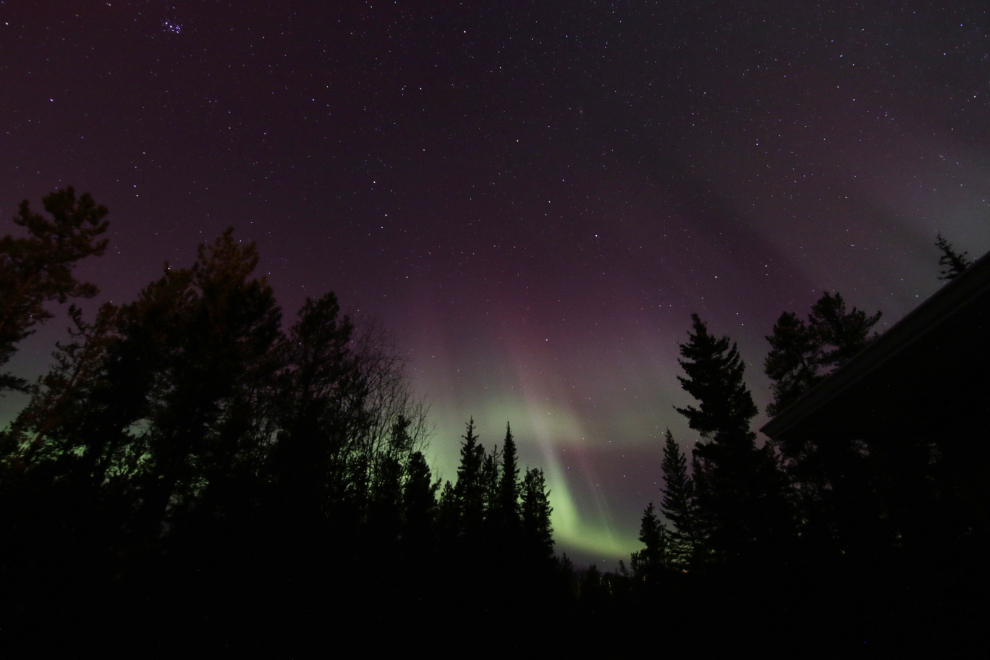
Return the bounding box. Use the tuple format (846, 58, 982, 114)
(522, 467, 554, 561)
(762, 292, 885, 558)
(1, 302, 119, 471)
(437, 479, 458, 542)
(481, 442, 501, 529)
(454, 418, 485, 540)
(402, 449, 438, 548)
(676, 314, 758, 443)
(497, 422, 521, 534)
(630, 502, 668, 582)
(0, 188, 109, 394)
(676, 314, 790, 559)
(270, 291, 364, 526)
(124, 229, 282, 534)
(763, 311, 819, 418)
(659, 429, 696, 569)
(935, 232, 971, 281)
(765, 292, 881, 417)
(0, 223, 572, 645)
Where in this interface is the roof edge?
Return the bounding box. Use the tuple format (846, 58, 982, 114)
(761, 247, 990, 439)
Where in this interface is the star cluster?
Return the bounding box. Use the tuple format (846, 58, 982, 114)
(2, 1, 988, 566)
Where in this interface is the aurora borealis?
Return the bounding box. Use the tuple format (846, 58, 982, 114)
(2, 1, 989, 566)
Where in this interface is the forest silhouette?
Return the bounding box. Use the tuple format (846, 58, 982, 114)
(1, 190, 986, 654)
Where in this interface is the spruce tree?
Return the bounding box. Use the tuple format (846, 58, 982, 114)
(630, 502, 667, 581)
(497, 423, 521, 532)
(676, 314, 788, 559)
(660, 429, 696, 569)
(454, 418, 485, 540)
(270, 292, 357, 525)
(481, 444, 501, 520)
(522, 467, 554, 561)
(676, 314, 758, 445)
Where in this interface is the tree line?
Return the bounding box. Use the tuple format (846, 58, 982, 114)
(0, 189, 561, 651)
(629, 236, 976, 576)
(1, 189, 982, 653)
(610, 234, 982, 653)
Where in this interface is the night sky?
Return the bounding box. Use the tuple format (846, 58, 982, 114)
(2, 1, 989, 566)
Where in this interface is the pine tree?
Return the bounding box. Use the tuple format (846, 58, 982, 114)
(765, 292, 881, 417)
(0, 188, 109, 394)
(2, 303, 120, 471)
(808, 291, 881, 369)
(659, 429, 696, 569)
(124, 228, 283, 532)
(764, 311, 820, 418)
(268, 290, 375, 532)
(935, 232, 971, 281)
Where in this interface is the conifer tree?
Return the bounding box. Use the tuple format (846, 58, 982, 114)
(402, 450, 438, 545)
(763, 311, 820, 418)
(808, 291, 881, 369)
(630, 502, 667, 581)
(454, 419, 485, 539)
(935, 232, 971, 281)
(676, 314, 758, 446)
(0, 188, 109, 394)
(660, 429, 696, 569)
(497, 423, 521, 532)
(2, 302, 120, 471)
(437, 479, 458, 539)
(676, 314, 789, 559)
(124, 229, 283, 531)
(765, 292, 881, 417)
(522, 467, 554, 561)
(481, 444, 501, 520)
(271, 290, 361, 518)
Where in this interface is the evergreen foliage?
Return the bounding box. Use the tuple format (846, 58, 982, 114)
(659, 429, 696, 569)
(5, 194, 981, 653)
(630, 502, 667, 581)
(522, 467, 554, 561)
(402, 450, 438, 546)
(0, 216, 572, 650)
(481, 443, 501, 523)
(675, 314, 791, 559)
(453, 417, 485, 539)
(765, 292, 881, 417)
(497, 422, 521, 532)
(935, 232, 971, 281)
(0, 187, 109, 394)
(675, 314, 758, 444)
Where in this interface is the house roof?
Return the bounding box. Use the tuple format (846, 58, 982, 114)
(760, 247, 990, 443)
